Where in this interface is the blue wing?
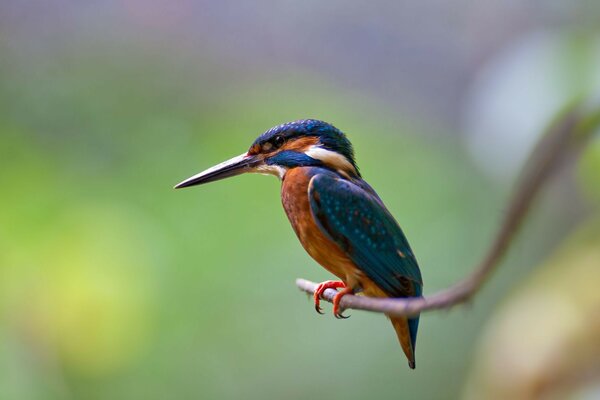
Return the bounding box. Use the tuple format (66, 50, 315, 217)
(308, 173, 422, 297)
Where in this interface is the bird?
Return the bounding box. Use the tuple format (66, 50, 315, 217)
(174, 120, 423, 369)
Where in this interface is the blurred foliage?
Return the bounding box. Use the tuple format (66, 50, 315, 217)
(0, 72, 505, 399)
(463, 217, 600, 399)
(0, 60, 498, 399)
(0, 2, 599, 400)
(579, 136, 600, 204)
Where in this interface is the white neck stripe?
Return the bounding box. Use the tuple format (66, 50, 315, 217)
(304, 145, 357, 176)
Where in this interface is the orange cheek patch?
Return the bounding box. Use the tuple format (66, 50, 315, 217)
(248, 144, 261, 155)
(282, 136, 320, 152)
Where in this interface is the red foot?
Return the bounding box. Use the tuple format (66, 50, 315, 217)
(332, 287, 354, 319)
(313, 281, 352, 318)
(313, 280, 346, 315)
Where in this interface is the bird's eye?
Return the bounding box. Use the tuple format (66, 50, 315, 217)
(272, 135, 285, 148)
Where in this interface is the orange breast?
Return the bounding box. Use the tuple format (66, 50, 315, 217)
(281, 168, 383, 294)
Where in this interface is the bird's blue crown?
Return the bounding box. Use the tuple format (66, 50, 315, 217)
(252, 119, 358, 172)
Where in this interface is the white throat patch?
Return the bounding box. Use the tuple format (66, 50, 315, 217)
(255, 163, 287, 180)
(304, 145, 357, 176)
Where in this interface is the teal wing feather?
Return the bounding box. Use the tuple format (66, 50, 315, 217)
(308, 172, 422, 349)
(308, 173, 422, 295)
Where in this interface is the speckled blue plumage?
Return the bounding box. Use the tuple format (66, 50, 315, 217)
(306, 167, 422, 353)
(266, 150, 324, 168)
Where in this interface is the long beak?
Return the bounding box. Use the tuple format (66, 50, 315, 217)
(174, 153, 261, 189)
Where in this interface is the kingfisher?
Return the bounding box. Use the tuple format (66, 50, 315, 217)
(175, 120, 423, 369)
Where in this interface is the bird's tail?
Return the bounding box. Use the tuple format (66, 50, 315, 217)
(389, 315, 420, 369)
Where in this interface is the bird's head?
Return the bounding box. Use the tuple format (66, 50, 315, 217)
(174, 119, 360, 189)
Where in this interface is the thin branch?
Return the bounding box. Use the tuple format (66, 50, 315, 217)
(296, 103, 599, 317)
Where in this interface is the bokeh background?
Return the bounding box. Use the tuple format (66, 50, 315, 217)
(1, 1, 600, 399)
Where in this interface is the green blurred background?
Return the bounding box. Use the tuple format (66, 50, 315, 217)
(1, 2, 599, 399)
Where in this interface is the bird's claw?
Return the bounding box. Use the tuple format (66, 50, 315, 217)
(312, 280, 353, 319)
(313, 280, 346, 316)
(332, 286, 354, 320)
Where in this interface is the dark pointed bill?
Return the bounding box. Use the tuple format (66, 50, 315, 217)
(174, 153, 261, 189)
